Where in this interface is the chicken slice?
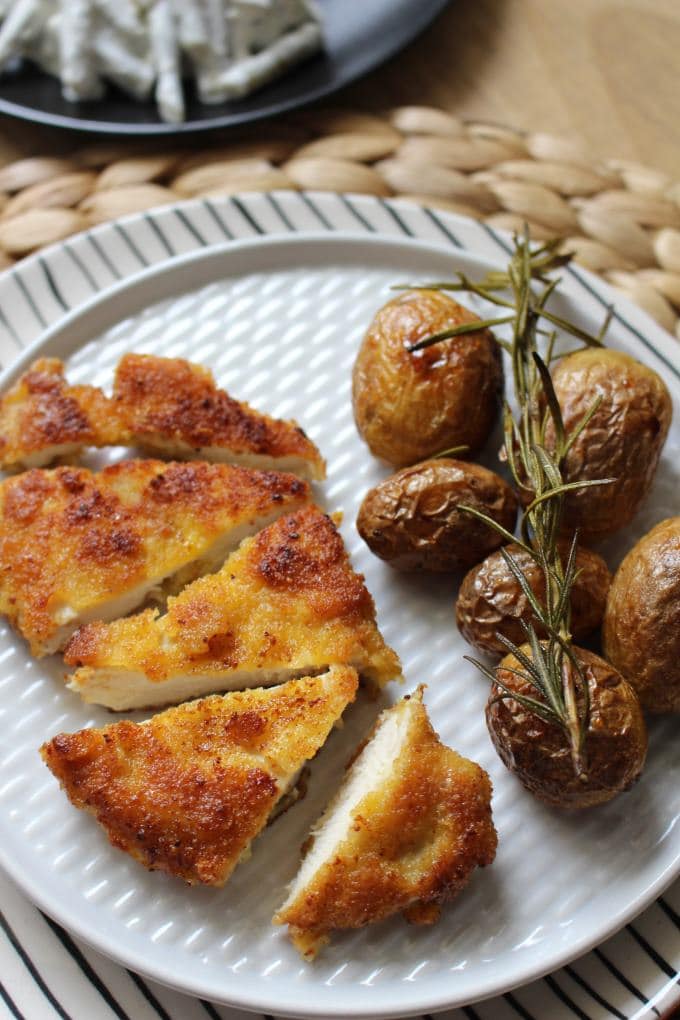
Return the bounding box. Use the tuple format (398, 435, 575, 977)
(0, 354, 326, 481)
(274, 687, 497, 959)
(0, 459, 310, 657)
(41, 666, 359, 886)
(65, 506, 401, 710)
(112, 354, 326, 481)
(0, 357, 120, 471)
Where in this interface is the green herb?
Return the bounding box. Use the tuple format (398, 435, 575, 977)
(403, 229, 613, 777)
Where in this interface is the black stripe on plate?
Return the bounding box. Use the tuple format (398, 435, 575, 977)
(338, 193, 375, 232)
(0, 303, 22, 347)
(543, 974, 592, 1020)
(173, 208, 208, 247)
(0, 980, 25, 1020)
(379, 198, 415, 236)
(593, 945, 659, 1014)
(63, 242, 98, 291)
(10, 271, 47, 329)
(41, 914, 130, 1020)
(265, 192, 295, 231)
(627, 923, 678, 980)
(479, 219, 513, 255)
(201, 200, 234, 240)
(142, 214, 174, 257)
(0, 911, 71, 1020)
(565, 261, 680, 382)
(503, 991, 535, 1019)
(564, 963, 628, 1020)
(296, 192, 332, 229)
(126, 971, 173, 1020)
(480, 220, 680, 382)
(199, 1001, 222, 1020)
(229, 196, 264, 235)
(38, 257, 68, 312)
(113, 223, 149, 267)
(86, 233, 123, 280)
(421, 206, 463, 248)
(659, 899, 680, 930)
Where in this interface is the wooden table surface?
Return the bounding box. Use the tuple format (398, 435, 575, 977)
(0, 0, 677, 175)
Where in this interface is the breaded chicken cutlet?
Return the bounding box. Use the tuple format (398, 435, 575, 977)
(0, 460, 310, 657)
(274, 687, 497, 959)
(0, 354, 325, 480)
(65, 506, 401, 710)
(41, 667, 358, 886)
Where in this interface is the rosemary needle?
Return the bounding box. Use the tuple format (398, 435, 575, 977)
(404, 228, 613, 778)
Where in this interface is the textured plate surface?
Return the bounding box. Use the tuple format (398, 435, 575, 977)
(0, 196, 678, 1020)
(0, 0, 449, 134)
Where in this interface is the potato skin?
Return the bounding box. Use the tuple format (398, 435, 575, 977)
(603, 517, 680, 713)
(487, 645, 647, 809)
(456, 543, 611, 656)
(352, 290, 503, 467)
(356, 459, 518, 572)
(549, 348, 672, 541)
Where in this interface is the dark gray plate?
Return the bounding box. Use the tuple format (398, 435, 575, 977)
(0, 0, 450, 135)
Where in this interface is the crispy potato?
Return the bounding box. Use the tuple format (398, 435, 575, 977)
(456, 542, 611, 656)
(356, 459, 518, 572)
(352, 290, 503, 466)
(487, 644, 646, 809)
(603, 517, 680, 713)
(548, 348, 672, 541)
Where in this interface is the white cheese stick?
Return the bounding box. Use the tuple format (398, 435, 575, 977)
(201, 20, 321, 101)
(0, 0, 49, 69)
(204, 0, 229, 58)
(59, 0, 103, 101)
(94, 25, 153, 100)
(148, 0, 184, 123)
(92, 0, 145, 39)
(171, 0, 210, 62)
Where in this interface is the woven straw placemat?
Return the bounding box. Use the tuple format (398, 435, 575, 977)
(0, 104, 678, 339)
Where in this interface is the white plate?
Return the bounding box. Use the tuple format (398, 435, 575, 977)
(0, 193, 679, 1020)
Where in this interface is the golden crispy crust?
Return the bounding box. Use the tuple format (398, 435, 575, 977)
(603, 517, 680, 713)
(275, 689, 497, 957)
(41, 667, 359, 886)
(113, 354, 325, 478)
(65, 507, 401, 703)
(0, 355, 325, 479)
(0, 358, 122, 469)
(0, 460, 309, 656)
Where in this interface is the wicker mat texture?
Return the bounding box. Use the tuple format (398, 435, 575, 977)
(0, 105, 678, 339)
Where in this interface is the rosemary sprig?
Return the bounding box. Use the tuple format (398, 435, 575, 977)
(404, 229, 613, 778)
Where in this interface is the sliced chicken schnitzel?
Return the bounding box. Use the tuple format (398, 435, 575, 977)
(0, 460, 309, 656)
(41, 667, 358, 886)
(0, 358, 120, 471)
(65, 506, 401, 710)
(113, 354, 326, 481)
(274, 687, 497, 959)
(0, 354, 325, 481)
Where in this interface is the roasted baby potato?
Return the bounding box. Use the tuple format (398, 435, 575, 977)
(603, 517, 680, 713)
(456, 542, 611, 656)
(356, 458, 518, 572)
(352, 290, 503, 466)
(548, 348, 672, 541)
(487, 644, 646, 809)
